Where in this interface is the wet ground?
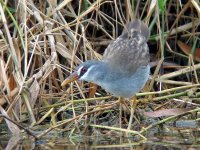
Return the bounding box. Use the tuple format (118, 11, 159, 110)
(0, 127, 199, 150)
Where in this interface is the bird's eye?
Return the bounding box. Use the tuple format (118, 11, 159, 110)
(80, 67, 88, 76)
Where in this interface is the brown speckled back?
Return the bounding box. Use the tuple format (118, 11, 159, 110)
(103, 20, 150, 76)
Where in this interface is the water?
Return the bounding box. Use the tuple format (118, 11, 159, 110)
(0, 127, 199, 150)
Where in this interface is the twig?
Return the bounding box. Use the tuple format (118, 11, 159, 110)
(0, 114, 38, 139)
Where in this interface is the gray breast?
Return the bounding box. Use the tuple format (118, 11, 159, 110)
(98, 65, 150, 98)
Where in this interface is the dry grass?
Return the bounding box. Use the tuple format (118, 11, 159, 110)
(0, 0, 199, 139)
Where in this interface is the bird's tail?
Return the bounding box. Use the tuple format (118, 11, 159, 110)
(122, 20, 150, 40)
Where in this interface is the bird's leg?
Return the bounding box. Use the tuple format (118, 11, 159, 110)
(119, 97, 131, 128)
(127, 96, 138, 130)
(89, 83, 97, 97)
(119, 97, 122, 128)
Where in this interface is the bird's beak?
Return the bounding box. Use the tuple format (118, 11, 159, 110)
(61, 71, 79, 87)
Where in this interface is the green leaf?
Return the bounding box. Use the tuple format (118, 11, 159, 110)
(158, 0, 165, 12)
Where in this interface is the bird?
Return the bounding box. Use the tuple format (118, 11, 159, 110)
(61, 20, 150, 99)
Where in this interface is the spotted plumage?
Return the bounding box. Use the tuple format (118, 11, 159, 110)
(103, 20, 149, 75)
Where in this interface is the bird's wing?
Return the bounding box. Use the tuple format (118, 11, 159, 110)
(103, 20, 150, 75)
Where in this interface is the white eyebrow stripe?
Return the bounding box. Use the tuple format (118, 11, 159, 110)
(77, 66, 83, 76)
(79, 66, 95, 80)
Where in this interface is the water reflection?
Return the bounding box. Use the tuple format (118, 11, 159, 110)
(0, 128, 199, 150)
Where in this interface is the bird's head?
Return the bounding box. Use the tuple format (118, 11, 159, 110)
(61, 60, 105, 87)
